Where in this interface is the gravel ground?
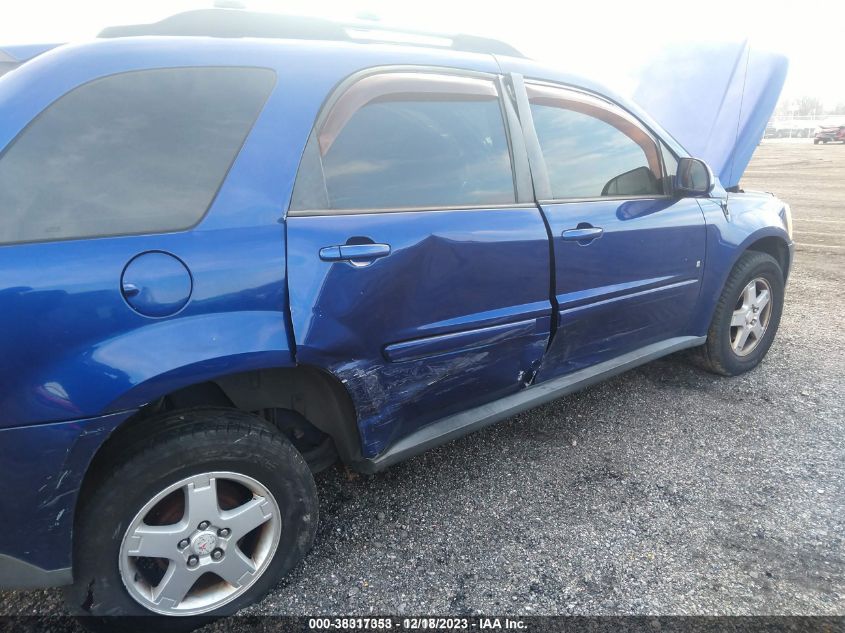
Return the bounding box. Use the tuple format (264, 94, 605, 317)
(2, 140, 843, 622)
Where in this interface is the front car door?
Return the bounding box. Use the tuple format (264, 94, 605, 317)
(515, 81, 707, 381)
(285, 69, 553, 458)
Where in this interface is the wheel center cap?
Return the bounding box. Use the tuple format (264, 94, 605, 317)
(191, 531, 218, 556)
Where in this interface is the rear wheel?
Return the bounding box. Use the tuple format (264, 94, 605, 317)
(64, 408, 318, 631)
(693, 251, 784, 376)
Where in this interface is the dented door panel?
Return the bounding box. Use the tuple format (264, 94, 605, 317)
(286, 209, 552, 457)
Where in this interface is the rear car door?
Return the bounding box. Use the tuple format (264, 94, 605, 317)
(286, 70, 553, 458)
(518, 82, 707, 381)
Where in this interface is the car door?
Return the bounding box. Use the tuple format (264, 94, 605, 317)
(514, 81, 707, 381)
(285, 69, 553, 458)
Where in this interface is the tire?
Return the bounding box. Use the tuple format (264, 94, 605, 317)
(693, 251, 784, 376)
(64, 408, 318, 632)
(814, 139, 820, 145)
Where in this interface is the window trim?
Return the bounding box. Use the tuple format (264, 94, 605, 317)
(288, 65, 526, 217)
(522, 77, 685, 160)
(0, 66, 277, 247)
(520, 79, 672, 205)
(289, 202, 539, 217)
(318, 72, 499, 156)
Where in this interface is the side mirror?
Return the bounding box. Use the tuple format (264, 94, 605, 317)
(675, 157, 714, 196)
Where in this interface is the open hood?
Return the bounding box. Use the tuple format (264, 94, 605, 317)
(631, 40, 788, 189)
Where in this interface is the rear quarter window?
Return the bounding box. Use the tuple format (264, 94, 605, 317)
(0, 66, 275, 245)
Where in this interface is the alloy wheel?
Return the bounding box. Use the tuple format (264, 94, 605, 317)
(119, 471, 281, 615)
(729, 277, 773, 357)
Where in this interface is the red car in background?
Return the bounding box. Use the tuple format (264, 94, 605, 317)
(814, 125, 845, 144)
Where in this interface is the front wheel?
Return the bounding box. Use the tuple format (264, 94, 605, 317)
(64, 408, 318, 630)
(693, 251, 785, 376)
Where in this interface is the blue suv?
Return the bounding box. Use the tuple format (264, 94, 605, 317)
(0, 9, 793, 625)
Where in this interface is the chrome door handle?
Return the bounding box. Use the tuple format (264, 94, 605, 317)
(561, 227, 603, 243)
(320, 243, 391, 263)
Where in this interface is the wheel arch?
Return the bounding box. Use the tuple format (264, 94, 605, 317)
(78, 365, 362, 519)
(745, 234, 791, 281)
(692, 223, 791, 337)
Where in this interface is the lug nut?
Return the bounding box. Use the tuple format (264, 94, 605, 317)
(198, 521, 210, 530)
(187, 555, 199, 567)
(211, 548, 224, 561)
(217, 528, 230, 538)
(177, 538, 190, 550)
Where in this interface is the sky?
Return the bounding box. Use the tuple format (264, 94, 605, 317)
(2, 0, 842, 110)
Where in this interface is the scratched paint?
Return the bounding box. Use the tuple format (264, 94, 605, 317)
(334, 334, 549, 456)
(0, 410, 132, 571)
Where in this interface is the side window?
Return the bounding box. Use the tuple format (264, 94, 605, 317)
(0, 67, 275, 245)
(292, 72, 515, 211)
(527, 85, 663, 199)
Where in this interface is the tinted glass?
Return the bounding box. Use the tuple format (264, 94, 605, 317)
(530, 103, 662, 199)
(321, 96, 515, 209)
(0, 67, 275, 244)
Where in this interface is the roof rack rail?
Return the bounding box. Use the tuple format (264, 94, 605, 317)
(97, 9, 524, 58)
